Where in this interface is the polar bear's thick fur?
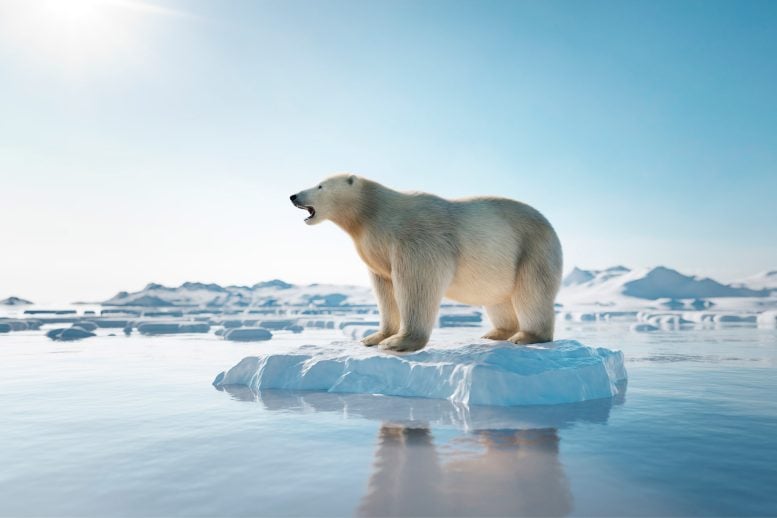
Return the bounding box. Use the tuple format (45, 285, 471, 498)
(291, 174, 563, 352)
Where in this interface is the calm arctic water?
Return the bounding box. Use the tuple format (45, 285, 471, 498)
(1, 323, 776, 517)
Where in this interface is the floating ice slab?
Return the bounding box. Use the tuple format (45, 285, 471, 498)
(757, 310, 777, 328)
(212, 340, 627, 406)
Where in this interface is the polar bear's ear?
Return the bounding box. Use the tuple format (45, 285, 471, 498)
(347, 174, 356, 185)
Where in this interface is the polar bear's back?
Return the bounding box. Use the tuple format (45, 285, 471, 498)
(445, 196, 562, 305)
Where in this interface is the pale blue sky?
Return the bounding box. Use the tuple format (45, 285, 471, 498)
(1, 0, 775, 302)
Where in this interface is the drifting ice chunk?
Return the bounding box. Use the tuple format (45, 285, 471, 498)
(338, 320, 379, 330)
(647, 314, 693, 329)
(438, 311, 482, 327)
(637, 312, 694, 329)
(713, 314, 757, 324)
(561, 312, 598, 322)
(72, 321, 99, 332)
(137, 322, 210, 335)
(630, 323, 659, 333)
(224, 327, 273, 342)
(213, 340, 627, 407)
(46, 327, 95, 341)
(0, 319, 35, 331)
(757, 310, 777, 328)
(258, 319, 298, 330)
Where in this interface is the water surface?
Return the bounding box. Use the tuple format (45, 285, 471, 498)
(1, 324, 775, 516)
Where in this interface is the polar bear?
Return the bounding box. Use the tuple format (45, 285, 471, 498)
(290, 174, 562, 352)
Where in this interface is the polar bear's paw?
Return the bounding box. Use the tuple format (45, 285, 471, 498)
(481, 328, 516, 341)
(361, 331, 392, 347)
(508, 331, 548, 345)
(378, 334, 428, 353)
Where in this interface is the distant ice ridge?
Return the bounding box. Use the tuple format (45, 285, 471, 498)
(559, 266, 772, 308)
(212, 340, 627, 407)
(91, 265, 775, 315)
(103, 280, 375, 308)
(0, 296, 33, 306)
(736, 271, 777, 291)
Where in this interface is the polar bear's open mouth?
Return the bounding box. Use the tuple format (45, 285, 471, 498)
(294, 204, 316, 221)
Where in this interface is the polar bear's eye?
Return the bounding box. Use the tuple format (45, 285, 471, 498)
(318, 185, 322, 189)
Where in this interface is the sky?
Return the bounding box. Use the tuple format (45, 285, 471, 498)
(1, 0, 776, 303)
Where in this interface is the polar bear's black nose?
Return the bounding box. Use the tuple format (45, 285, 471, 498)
(290, 194, 298, 202)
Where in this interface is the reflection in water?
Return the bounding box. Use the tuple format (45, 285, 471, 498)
(359, 425, 571, 517)
(216, 384, 626, 516)
(218, 383, 626, 431)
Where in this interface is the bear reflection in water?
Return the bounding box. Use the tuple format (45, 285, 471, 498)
(217, 385, 625, 516)
(358, 425, 570, 517)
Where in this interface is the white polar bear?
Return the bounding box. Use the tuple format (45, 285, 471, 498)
(291, 174, 563, 352)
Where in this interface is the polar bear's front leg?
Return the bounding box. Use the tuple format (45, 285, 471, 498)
(379, 253, 451, 353)
(362, 273, 400, 347)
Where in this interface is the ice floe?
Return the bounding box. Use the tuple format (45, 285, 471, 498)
(213, 340, 627, 407)
(757, 310, 777, 328)
(223, 327, 273, 342)
(71, 321, 99, 332)
(630, 323, 660, 333)
(46, 327, 95, 341)
(137, 322, 210, 335)
(0, 319, 41, 331)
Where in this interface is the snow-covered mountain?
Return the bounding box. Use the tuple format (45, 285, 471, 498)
(734, 271, 777, 291)
(103, 280, 374, 308)
(558, 266, 773, 309)
(562, 266, 630, 288)
(100, 265, 776, 311)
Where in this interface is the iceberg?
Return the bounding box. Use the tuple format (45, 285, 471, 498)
(213, 340, 627, 407)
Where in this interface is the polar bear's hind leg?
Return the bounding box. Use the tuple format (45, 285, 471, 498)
(508, 251, 560, 345)
(482, 302, 519, 340)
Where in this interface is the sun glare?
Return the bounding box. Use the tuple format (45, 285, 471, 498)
(0, 0, 183, 73)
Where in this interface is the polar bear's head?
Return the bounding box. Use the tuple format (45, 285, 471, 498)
(290, 174, 360, 226)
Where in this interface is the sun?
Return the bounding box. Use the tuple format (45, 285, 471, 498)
(41, 0, 104, 25)
(0, 0, 184, 73)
